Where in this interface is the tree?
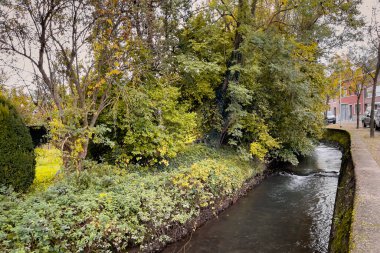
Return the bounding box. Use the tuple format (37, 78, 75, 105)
(0, 70, 6, 93)
(99, 79, 196, 166)
(0, 0, 364, 167)
(89, 0, 197, 166)
(0, 88, 47, 125)
(351, 67, 371, 129)
(183, 0, 363, 163)
(0, 0, 133, 169)
(368, 7, 380, 138)
(350, 51, 373, 129)
(329, 54, 372, 129)
(0, 0, 198, 169)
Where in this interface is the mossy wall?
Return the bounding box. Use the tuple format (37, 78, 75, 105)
(323, 129, 355, 253)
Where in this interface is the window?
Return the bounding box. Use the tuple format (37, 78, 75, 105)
(342, 88, 348, 97)
(367, 89, 372, 98)
(366, 86, 380, 98)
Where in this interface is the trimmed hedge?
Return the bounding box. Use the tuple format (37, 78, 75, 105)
(0, 96, 35, 191)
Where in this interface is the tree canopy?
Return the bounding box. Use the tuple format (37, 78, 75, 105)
(0, 0, 363, 166)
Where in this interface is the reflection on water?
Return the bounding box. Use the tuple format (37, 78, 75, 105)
(163, 144, 342, 253)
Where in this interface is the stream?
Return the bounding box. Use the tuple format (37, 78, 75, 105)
(163, 144, 342, 253)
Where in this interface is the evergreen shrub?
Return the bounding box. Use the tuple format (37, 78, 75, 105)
(0, 96, 35, 191)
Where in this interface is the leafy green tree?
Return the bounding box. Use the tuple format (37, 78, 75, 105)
(84, 0, 199, 166)
(176, 13, 233, 135)
(0, 0, 134, 170)
(175, 0, 362, 163)
(104, 79, 196, 166)
(329, 54, 372, 129)
(0, 0, 197, 170)
(1, 88, 48, 126)
(0, 0, 364, 169)
(367, 7, 380, 138)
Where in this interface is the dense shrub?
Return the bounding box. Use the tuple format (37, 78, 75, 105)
(96, 81, 196, 166)
(0, 96, 35, 191)
(0, 144, 263, 252)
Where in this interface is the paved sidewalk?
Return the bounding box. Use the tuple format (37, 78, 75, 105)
(329, 122, 380, 167)
(328, 122, 380, 253)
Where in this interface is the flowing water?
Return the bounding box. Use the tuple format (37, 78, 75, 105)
(163, 144, 342, 253)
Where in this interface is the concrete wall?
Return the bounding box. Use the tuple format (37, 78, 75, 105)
(324, 129, 355, 253)
(325, 128, 380, 253)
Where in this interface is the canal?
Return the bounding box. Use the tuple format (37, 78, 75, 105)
(163, 144, 342, 253)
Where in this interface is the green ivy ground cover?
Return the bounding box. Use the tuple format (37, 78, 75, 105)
(0, 144, 264, 252)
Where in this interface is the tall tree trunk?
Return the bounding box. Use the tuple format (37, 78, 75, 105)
(370, 42, 380, 138)
(357, 94, 360, 129)
(251, 0, 258, 16)
(77, 137, 89, 172)
(370, 83, 376, 137)
(163, 0, 170, 52)
(217, 0, 256, 145)
(146, 0, 155, 51)
(325, 94, 330, 119)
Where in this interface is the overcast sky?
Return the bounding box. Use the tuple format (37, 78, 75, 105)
(2, 0, 380, 89)
(361, 0, 379, 20)
(336, 0, 380, 57)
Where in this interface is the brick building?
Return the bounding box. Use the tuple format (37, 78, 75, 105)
(328, 80, 380, 121)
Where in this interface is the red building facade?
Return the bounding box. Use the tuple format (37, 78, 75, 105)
(328, 81, 380, 121)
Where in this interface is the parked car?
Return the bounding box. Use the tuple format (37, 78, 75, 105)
(362, 109, 380, 129)
(374, 110, 380, 130)
(326, 111, 336, 124)
(362, 109, 372, 127)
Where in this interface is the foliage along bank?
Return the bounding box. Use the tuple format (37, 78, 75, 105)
(0, 144, 265, 252)
(0, 0, 364, 168)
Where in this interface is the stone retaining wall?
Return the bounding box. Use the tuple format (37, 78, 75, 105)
(325, 129, 355, 253)
(325, 128, 380, 253)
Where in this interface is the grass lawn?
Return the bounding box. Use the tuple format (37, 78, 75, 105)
(31, 145, 63, 192)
